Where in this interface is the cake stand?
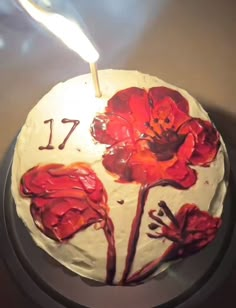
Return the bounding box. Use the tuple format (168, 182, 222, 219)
(1, 140, 236, 308)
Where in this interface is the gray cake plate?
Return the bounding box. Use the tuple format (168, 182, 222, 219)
(0, 140, 236, 308)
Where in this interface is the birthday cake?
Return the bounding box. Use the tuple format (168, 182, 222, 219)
(11, 70, 228, 285)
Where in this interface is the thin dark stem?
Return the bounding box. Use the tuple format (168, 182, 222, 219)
(126, 243, 178, 284)
(120, 178, 186, 285)
(103, 216, 116, 285)
(158, 201, 180, 228)
(120, 184, 149, 284)
(149, 210, 170, 228)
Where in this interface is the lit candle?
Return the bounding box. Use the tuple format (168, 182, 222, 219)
(18, 0, 101, 97)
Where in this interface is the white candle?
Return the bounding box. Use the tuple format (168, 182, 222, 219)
(18, 0, 101, 97)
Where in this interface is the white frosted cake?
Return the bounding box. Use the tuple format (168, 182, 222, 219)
(11, 70, 228, 285)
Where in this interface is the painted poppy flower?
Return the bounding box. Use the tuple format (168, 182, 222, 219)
(125, 201, 221, 284)
(20, 163, 108, 241)
(97, 86, 221, 284)
(20, 162, 116, 284)
(147, 201, 221, 257)
(91, 87, 220, 188)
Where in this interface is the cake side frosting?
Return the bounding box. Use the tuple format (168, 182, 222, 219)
(11, 70, 228, 284)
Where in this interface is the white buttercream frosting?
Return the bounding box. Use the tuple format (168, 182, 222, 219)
(11, 70, 228, 284)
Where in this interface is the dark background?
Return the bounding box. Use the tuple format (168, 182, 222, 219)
(0, 0, 235, 307)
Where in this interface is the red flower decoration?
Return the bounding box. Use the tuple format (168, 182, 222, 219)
(20, 163, 109, 241)
(147, 201, 221, 258)
(91, 87, 220, 188)
(125, 201, 221, 284)
(20, 162, 117, 284)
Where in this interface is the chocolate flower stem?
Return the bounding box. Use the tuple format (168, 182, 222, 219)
(159, 201, 180, 228)
(120, 180, 185, 285)
(128, 202, 222, 285)
(103, 216, 116, 284)
(120, 184, 149, 284)
(126, 243, 177, 284)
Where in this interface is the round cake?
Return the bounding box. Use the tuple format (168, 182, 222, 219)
(11, 70, 228, 285)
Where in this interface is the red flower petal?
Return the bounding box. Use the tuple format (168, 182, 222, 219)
(165, 160, 197, 188)
(21, 163, 105, 203)
(178, 119, 220, 166)
(21, 163, 108, 240)
(50, 205, 100, 240)
(104, 143, 197, 188)
(106, 87, 150, 135)
(148, 96, 190, 135)
(102, 144, 134, 182)
(177, 133, 195, 162)
(20, 164, 63, 197)
(91, 114, 135, 145)
(103, 141, 165, 184)
(128, 148, 161, 183)
(148, 87, 189, 114)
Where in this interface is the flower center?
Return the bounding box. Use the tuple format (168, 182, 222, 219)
(146, 125, 186, 161)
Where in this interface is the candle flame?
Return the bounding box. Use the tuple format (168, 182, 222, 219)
(18, 0, 99, 63)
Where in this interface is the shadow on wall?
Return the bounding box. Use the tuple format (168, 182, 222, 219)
(122, 0, 235, 114)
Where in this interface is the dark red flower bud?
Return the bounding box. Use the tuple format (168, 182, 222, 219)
(148, 202, 221, 259)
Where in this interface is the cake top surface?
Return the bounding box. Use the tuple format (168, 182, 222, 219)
(12, 70, 228, 284)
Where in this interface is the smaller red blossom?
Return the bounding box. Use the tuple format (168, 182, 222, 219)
(147, 201, 221, 258)
(20, 163, 108, 241)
